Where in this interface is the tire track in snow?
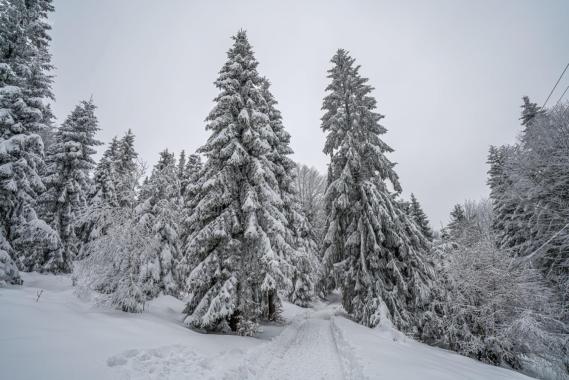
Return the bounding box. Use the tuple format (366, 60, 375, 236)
(330, 316, 369, 380)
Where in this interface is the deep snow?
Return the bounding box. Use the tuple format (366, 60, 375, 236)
(0, 273, 534, 379)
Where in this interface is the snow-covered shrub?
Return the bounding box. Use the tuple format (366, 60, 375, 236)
(74, 207, 158, 312)
(437, 200, 568, 378)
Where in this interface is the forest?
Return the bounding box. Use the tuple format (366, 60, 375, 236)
(0, 1, 567, 379)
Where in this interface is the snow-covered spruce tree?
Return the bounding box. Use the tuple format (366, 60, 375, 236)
(442, 203, 466, 240)
(409, 193, 433, 241)
(0, 0, 65, 273)
(321, 49, 439, 333)
(180, 153, 202, 199)
(182, 31, 292, 335)
(39, 99, 101, 268)
(0, 230, 22, 286)
(76, 138, 119, 256)
(115, 129, 139, 208)
(177, 152, 203, 285)
(488, 99, 569, 313)
(78, 131, 142, 255)
(260, 78, 319, 309)
(487, 144, 526, 251)
(136, 149, 182, 298)
(177, 150, 187, 195)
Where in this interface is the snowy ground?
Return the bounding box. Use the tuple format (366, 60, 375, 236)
(0, 273, 534, 380)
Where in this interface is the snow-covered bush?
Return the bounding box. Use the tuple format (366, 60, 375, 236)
(437, 200, 568, 378)
(75, 207, 158, 312)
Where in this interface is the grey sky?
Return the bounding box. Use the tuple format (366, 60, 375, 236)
(50, 0, 569, 226)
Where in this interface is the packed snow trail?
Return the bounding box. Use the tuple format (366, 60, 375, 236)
(222, 300, 366, 380)
(242, 317, 345, 379)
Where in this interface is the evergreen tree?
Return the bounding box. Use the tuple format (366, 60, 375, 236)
(409, 193, 433, 241)
(321, 49, 437, 331)
(519, 95, 544, 128)
(182, 31, 290, 334)
(180, 152, 201, 198)
(93, 137, 120, 207)
(260, 78, 319, 308)
(76, 138, 119, 256)
(0, 230, 22, 286)
(0, 0, 64, 273)
(136, 149, 182, 297)
(487, 145, 525, 251)
(177, 150, 187, 195)
(445, 203, 466, 240)
(39, 99, 101, 268)
(115, 129, 139, 208)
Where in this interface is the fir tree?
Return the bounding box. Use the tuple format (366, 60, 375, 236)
(446, 203, 466, 239)
(487, 145, 524, 251)
(177, 150, 187, 195)
(520, 95, 544, 128)
(321, 49, 437, 331)
(180, 153, 201, 198)
(39, 99, 101, 267)
(260, 77, 319, 309)
(115, 129, 139, 208)
(136, 149, 182, 298)
(409, 193, 433, 241)
(182, 31, 290, 334)
(76, 138, 119, 256)
(0, 230, 22, 286)
(0, 0, 64, 273)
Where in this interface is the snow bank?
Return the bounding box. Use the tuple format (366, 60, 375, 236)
(331, 316, 534, 380)
(0, 273, 261, 380)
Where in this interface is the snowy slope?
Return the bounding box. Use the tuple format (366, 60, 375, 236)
(0, 273, 534, 380)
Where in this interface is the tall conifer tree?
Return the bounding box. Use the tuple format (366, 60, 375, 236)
(39, 99, 101, 268)
(136, 149, 182, 297)
(0, 0, 64, 274)
(182, 31, 290, 334)
(321, 49, 436, 330)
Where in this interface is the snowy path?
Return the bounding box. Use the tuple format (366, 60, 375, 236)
(247, 317, 345, 380)
(223, 302, 366, 380)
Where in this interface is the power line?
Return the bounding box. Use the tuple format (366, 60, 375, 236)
(556, 84, 569, 105)
(542, 62, 569, 108)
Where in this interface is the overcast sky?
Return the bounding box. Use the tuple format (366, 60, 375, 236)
(50, 0, 569, 226)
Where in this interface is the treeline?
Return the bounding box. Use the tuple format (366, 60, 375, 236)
(0, 1, 567, 379)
